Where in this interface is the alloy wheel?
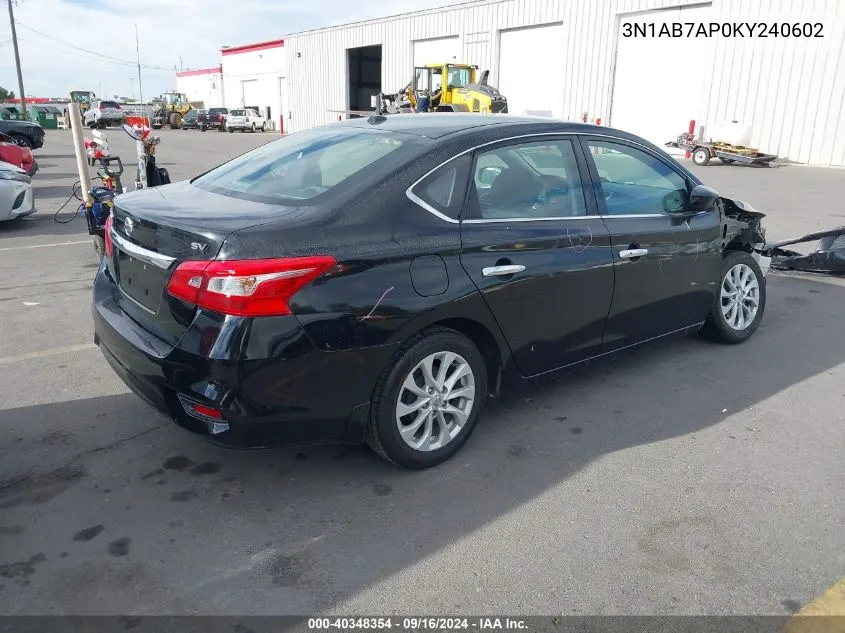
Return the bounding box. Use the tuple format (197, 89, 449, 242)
(720, 263, 760, 330)
(395, 351, 476, 452)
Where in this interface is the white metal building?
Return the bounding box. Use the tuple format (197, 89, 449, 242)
(221, 40, 287, 132)
(283, 0, 845, 166)
(175, 67, 224, 109)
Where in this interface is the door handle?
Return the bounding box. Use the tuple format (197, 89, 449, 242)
(482, 264, 525, 277)
(619, 248, 649, 259)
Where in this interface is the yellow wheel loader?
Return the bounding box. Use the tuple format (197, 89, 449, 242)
(405, 64, 508, 114)
(151, 92, 197, 129)
(333, 63, 508, 117)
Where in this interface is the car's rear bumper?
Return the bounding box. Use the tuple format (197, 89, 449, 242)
(92, 266, 390, 449)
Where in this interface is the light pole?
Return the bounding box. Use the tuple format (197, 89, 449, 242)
(6, 0, 27, 119)
(135, 24, 143, 103)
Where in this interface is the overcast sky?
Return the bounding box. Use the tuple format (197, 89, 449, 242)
(0, 0, 456, 100)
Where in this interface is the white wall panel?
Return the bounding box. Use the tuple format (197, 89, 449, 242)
(413, 36, 460, 66)
(611, 4, 713, 152)
(221, 44, 285, 129)
(282, 0, 845, 165)
(498, 23, 565, 117)
(175, 70, 223, 109)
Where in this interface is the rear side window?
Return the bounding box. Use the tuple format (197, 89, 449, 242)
(409, 154, 471, 220)
(193, 127, 410, 204)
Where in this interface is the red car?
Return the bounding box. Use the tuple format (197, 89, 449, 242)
(0, 132, 37, 176)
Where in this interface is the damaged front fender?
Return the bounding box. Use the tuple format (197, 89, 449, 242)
(720, 197, 767, 252)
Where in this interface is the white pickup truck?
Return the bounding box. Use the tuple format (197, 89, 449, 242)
(226, 108, 266, 133)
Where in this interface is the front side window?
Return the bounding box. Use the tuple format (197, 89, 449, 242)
(470, 139, 587, 219)
(586, 140, 690, 215)
(192, 127, 410, 204)
(447, 67, 471, 88)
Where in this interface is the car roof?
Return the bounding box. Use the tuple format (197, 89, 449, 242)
(333, 113, 621, 140)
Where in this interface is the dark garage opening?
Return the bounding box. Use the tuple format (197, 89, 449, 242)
(347, 45, 382, 118)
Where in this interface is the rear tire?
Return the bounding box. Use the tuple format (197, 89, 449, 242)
(93, 236, 106, 262)
(366, 328, 488, 469)
(700, 251, 766, 344)
(169, 112, 182, 129)
(720, 157, 735, 164)
(250, 123, 256, 133)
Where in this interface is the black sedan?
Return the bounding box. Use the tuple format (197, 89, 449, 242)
(181, 109, 201, 130)
(92, 114, 771, 469)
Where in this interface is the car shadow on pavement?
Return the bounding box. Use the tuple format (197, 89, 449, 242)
(0, 274, 843, 614)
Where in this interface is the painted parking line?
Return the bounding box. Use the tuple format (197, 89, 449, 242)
(0, 239, 90, 253)
(783, 577, 845, 633)
(0, 343, 97, 365)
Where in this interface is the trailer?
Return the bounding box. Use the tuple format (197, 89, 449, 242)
(666, 132, 778, 167)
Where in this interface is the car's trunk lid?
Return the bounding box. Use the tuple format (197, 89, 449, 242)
(107, 181, 308, 346)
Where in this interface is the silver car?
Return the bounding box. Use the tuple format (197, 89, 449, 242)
(0, 161, 34, 222)
(84, 100, 125, 129)
(226, 108, 266, 132)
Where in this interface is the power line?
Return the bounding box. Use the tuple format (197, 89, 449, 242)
(15, 20, 174, 70)
(16, 34, 172, 72)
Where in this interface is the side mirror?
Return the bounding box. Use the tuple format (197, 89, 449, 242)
(688, 184, 719, 212)
(477, 166, 502, 187)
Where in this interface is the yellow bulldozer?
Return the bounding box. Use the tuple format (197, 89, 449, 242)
(335, 63, 508, 117)
(151, 91, 199, 129)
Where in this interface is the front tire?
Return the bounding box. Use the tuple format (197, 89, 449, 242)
(366, 328, 488, 469)
(700, 251, 766, 344)
(11, 134, 33, 149)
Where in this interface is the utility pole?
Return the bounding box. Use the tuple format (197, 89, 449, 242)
(135, 23, 143, 103)
(179, 54, 183, 72)
(6, 0, 27, 119)
(129, 77, 135, 99)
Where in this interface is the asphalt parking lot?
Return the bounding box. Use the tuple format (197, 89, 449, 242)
(0, 128, 843, 616)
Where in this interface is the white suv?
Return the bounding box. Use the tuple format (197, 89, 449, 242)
(84, 100, 125, 129)
(226, 108, 266, 133)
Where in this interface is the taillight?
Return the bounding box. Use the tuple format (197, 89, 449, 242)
(104, 213, 113, 257)
(218, 114, 223, 121)
(99, 104, 106, 110)
(166, 256, 336, 317)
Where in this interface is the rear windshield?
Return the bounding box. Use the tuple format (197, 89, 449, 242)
(192, 126, 414, 204)
(230, 109, 246, 116)
(101, 101, 120, 108)
(209, 108, 227, 114)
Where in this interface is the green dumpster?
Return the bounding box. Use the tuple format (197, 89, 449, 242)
(31, 106, 58, 129)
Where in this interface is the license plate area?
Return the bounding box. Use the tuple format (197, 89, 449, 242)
(116, 247, 166, 313)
